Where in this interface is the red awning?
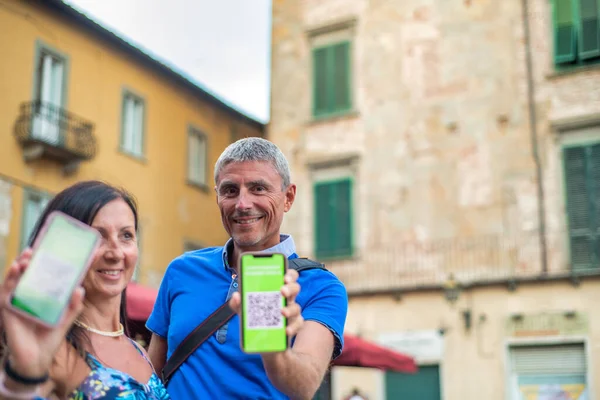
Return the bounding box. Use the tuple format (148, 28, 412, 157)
(333, 333, 418, 373)
(126, 284, 417, 374)
(126, 283, 158, 321)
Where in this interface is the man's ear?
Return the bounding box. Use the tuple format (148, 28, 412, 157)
(284, 184, 296, 212)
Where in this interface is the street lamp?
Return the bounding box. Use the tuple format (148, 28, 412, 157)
(443, 273, 460, 303)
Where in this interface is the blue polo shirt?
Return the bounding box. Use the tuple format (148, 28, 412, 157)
(146, 235, 348, 399)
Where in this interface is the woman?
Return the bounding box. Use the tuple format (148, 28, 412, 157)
(0, 181, 169, 400)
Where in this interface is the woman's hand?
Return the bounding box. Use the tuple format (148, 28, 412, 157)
(0, 249, 85, 380)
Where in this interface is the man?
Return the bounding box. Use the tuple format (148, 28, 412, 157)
(147, 137, 348, 399)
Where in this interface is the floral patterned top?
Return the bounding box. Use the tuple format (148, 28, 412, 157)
(35, 339, 170, 400)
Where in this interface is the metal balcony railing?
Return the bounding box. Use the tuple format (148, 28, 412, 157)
(14, 101, 97, 162)
(324, 231, 600, 295)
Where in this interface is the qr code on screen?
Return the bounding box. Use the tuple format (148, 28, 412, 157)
(31, 251, 76, 302)
(245, 291, 283, 329)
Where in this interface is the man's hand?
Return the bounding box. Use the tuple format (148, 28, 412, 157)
(229, 267, 332, 399)
(228, 268, 304, 339)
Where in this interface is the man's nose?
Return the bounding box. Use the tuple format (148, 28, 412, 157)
(235, 189, 253, 210)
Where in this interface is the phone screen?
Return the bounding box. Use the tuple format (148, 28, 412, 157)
(240, 253, 287, 353)
(10, 212, 100, 326)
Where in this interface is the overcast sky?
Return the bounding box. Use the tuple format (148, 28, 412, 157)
(64, 0, 272, 123)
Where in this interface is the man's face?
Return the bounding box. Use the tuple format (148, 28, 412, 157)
(215, 160, 296, 251)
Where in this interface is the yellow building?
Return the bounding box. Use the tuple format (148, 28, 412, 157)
(0, 0, 264, 287)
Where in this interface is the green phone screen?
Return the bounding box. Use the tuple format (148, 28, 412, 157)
(11, 213, 99, 325)
(240, 253, 287, 353)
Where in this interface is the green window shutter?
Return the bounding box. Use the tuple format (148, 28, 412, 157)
(314, 179, 353, 259)
(554, 0, 577, 64)
(312, 41, 352, 117)
(563, 144, 600, 270)
(578, 0, 600, 59)
(332, 42, 351, 112)
(315, 183, 334, 257)
(313, 47, 328, 117)
(590, 143, 600, 264)
(334, 179, 353, 257)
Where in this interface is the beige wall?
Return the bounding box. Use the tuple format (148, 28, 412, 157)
(331, 367, 384, 400)
(269, 0, 600, 280)
(335, 280, 600, 400)
(269, 2, 600, 397)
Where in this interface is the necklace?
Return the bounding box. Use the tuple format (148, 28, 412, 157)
(74, 320, 124, 337)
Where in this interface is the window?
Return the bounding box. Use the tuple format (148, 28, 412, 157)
(509, 344, 588, 399)
(314, 179, 353, 259)
(229, 124, 246, 143)
(32, 42, 68, 145)
(386, 366, 441, 400)
(563, 141, 600, 270)
(184, 240, 204, 253)
(132, 224, 141, 282)
(187, 127, 208, 187)
(312, 41, 352, 118)
(312, 370, 332, 400)
(120, 91, 145, 157)
(553, 0, 600, 67)
(21, 190, 52, 250)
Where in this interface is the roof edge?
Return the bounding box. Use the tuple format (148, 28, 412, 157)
(41, 0, 266, 130)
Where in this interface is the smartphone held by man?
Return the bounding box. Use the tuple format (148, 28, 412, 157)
(239, 252, 289, 353)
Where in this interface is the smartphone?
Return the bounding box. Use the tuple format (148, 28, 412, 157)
(8, 211, 101, 327)
(239, 252, 288, 353)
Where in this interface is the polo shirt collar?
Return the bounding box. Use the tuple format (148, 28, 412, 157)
(222, 234, 297, 270)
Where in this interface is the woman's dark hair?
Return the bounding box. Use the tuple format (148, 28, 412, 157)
(27, 180, 138, 357)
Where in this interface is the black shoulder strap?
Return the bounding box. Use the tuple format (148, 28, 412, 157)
(161, 302, 235, 385)
(161, 257, 325, 386)
(288, 257, 326, 272)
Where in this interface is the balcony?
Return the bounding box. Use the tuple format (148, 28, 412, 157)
(326, 231, 600, 296)
(14, 101, 97, 172)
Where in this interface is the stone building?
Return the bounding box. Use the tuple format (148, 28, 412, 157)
(269, 0, 600, 399)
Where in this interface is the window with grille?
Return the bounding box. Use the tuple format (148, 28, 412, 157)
(510, 344, 588, 398)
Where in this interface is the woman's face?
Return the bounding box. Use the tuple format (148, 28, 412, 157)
(83, 198, 138, 299)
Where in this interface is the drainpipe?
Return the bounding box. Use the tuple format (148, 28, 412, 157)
(521, 0, 548, 274)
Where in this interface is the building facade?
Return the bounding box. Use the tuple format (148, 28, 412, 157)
(0, 0, 263, 287)
(269, 0, 600, 399)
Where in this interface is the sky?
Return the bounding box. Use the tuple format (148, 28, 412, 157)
(64, 0, 272, 123)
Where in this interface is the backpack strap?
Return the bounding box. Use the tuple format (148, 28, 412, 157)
(288, 257, 326, 273)
(160, 256, 325, 386)
(161, 302, 235, 385)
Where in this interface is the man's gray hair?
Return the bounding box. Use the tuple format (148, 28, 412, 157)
(214, 137, 291, 188)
